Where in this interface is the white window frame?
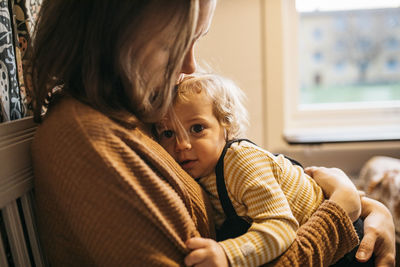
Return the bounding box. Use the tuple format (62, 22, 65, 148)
(262, 0, 400, 175)
(285, 2, 400, 143)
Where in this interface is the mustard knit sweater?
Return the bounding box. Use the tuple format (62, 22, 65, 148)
(31, 97, 358, 266)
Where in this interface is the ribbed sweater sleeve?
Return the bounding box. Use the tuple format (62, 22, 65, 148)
(267, 200, 359, 267)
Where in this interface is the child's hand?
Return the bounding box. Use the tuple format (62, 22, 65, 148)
(184, 237, 228, 267)
(305, 166, 361, 222)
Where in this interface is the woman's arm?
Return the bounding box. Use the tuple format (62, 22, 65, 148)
(305, 167, 396, 266)
(269, 199, 359, 267)
(267, 166, 363, 267)
(270, 165, 398, 267)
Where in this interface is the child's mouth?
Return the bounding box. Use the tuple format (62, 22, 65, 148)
(180, 160, 196, 169)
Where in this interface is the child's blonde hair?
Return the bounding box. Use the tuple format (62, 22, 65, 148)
(175, 73, 249, 140)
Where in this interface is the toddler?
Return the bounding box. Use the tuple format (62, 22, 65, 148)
(156, 73, 365, 267)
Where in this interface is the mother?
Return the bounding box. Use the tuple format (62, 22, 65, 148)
(29, 0, 395, 266)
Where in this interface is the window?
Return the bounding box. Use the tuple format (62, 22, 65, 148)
(385, 37, 399, 50)
(312, 51, 323, 62)
(334, 60, 346, 72)
(312, 28, 323, 40)
(386, 15, 400, 28)
(386, 58, 399, 70)
(284, 0, 400, 143)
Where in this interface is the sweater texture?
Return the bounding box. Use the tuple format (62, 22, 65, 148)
(199, 140, 325, 266)
(31, 97, 358, 266)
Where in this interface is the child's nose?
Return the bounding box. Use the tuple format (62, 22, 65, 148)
(175, 138, 192, 152)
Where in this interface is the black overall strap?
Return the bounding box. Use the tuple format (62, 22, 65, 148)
(215, 139, 256, 219)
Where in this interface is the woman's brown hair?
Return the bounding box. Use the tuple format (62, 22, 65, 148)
(28, 0, 199, 125)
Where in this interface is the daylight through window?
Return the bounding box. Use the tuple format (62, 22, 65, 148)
(296, 1, 400, 105)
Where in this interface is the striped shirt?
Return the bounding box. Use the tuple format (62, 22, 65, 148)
(198, 140, 324, 267)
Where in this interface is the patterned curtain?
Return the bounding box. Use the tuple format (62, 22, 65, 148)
(0, 0, 41, 123)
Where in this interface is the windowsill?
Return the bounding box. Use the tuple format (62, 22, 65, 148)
(278, 127, 400, 177)
(284, 125, 400, 144)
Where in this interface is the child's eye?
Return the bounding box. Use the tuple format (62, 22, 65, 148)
(161, 130, 174, 139)
(190, 124, 204, 134)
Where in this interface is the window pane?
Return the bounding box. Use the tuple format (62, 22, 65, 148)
(296, 1, 400, 105)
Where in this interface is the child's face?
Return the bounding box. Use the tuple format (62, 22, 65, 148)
(158, 92, 226, 179)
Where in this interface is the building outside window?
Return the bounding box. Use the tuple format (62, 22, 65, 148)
(298, 6, 400, 105)
(283, 0, 400, 144)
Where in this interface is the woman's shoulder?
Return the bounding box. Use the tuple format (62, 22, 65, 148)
(32, 96, 150, 163)
(49, 97, 116, 130)
(36, 97, 137, 141)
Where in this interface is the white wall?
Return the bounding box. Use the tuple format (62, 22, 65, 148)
(196, 0, 265, 146)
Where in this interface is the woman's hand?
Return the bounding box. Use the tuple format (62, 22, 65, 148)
(184, 237, 229, 267)
(304, 166, 361, 222)
(356, 197, 396, 267)
(306, 167, 396, 266)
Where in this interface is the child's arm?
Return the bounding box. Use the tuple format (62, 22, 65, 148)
(217, 145, 299, 267)
(273, 154, 325, 225)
